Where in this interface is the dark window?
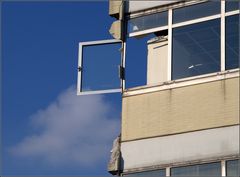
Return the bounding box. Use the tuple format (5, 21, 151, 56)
(172, 19, 221, 80)
(173, 1, 220, 24)
(226, 1, 240, 12)
(226, 159, 240, 176)
(171, 162, 221, 176)
(225, 15, 239, 70)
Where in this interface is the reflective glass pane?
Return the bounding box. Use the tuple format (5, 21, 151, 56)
(126, 33, 156, 88)
(173, 1, 220, 24)
(171, 165, 197, 176)
(227, 159, 240, 176)
(171, 162, 221, 176)
(226, 15, 239, 70)
(81, 42, 121, 92)
(125, 169, 166, 176)
(172, 19, 221, 80)
(128, 11, 168, 33)
(198, 162, 221, 176)
(226, 1, 240, 12)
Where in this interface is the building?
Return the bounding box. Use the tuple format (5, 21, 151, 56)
(77, 0, 239, 176)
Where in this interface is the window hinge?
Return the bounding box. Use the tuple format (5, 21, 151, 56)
(78, 66, 82, 72)
(118, 65, 125, 80)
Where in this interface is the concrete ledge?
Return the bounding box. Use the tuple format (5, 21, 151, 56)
(121, 125, 239, 171)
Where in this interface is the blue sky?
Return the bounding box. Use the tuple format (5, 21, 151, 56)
(1, 1, 123, 175)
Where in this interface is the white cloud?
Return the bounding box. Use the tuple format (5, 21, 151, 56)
(10, 86, 120, 167)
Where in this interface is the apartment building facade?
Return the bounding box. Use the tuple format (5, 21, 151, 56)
(77, 0, 239, 176)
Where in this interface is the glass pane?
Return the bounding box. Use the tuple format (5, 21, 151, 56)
(125, 169, 166, 176)
(172, 19, 221, 80)
(125, 33, 156, 88)
(173, 1, 220, 24)
(198, 162, 221, 176)
(226, 1, 240, 12)
(81, 42, 121, 92)
(171, 162, 221, 176)
(226, 15, 239, 70)
(227, 159, 240, 176)
(171, 165, 197, 176)
(128, 11, 168, 33)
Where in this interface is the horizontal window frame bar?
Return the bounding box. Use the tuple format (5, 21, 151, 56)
(123, 69, 239, 97)
(172, 14, 221, 28)
(128, 26, 168, 37)
(79, 39, 122, 47)
(225, 10, 240, 17)
(77, 88, 121, 96)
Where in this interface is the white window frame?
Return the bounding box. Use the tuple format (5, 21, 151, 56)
(77, 39, 123, 95)
(170, 161, 222, 176)
(122, 158, 240, 176)
(125, 0, 239, 91)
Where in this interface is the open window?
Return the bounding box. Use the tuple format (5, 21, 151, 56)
(77, 39, 123, 95)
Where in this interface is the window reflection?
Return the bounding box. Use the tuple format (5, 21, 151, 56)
(171, 162, 221, 176)
(225, 15, 239, 70)
(128, 11, 168, 33)
(172, 19, 221, 80)
(173, 1, 220, 24)
(226, 1, 240, 12)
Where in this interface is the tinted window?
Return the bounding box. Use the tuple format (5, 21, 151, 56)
(226, 159, 240, 176)
(172, 19, 221, 80)
(128, 11, 168, 33)
(226, 1, 240, 12)
(171, 162, 221, 176)
(225, 15, 239, 70)
(173, 1, 220, 24)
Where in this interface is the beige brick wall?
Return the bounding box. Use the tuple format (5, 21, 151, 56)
(122, 77, 239, 141)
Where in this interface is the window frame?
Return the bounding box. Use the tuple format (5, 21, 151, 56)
(125, 0, 239, 90)
(170, 161, 222, 176)
(121, 158, 240, 176)
(128, 10, 169, 37)
(77, 39, 123, 95)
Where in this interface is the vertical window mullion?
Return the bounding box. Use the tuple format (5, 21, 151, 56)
(77, 43, 83, 94)
(221, 0, 226, 71)
(168, 9, 173, 81)
(221, 160, 226, 176)
(122, 42, 126, 91)
(166, 167, 171, 176)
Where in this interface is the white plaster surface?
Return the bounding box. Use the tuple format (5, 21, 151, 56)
(127, 0, 180, 13)
(121, 125, 239, 170)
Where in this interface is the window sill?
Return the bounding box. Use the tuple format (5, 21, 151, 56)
(123, 68, 239, 97)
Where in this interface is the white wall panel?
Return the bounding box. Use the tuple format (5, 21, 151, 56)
(147, 37, 168, 85)
(127, 0, 180, 13)
(121, 125, 239, 170)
